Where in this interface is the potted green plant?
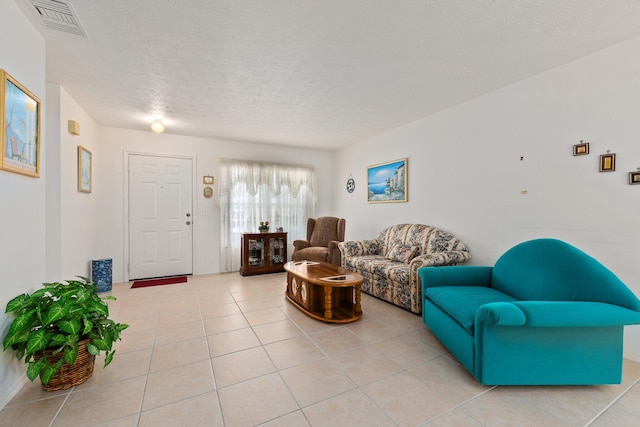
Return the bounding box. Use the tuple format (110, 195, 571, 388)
(3, 277, 128, 390)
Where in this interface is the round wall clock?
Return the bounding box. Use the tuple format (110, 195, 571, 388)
(346, 174, 355, 193)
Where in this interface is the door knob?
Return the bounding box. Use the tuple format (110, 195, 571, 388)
(186, 213, 191, 217)
(186, 221, 191, 225)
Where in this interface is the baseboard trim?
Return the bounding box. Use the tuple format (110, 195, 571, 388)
(0, 374, 29, 411)
(624, 352, 640, 363)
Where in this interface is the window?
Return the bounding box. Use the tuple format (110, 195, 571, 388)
(217, 159, 316, 272)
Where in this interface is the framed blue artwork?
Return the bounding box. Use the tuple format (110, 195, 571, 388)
(1, 69, 41, 178)
(367, 158, 407, 203)
(78, 145, 92, 193)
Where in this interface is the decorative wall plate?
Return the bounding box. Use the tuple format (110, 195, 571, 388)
(346, 174, 355, 193)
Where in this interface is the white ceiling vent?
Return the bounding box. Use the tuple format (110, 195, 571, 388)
(29, 0, 87, 37)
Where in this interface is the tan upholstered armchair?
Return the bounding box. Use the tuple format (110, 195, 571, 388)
(291, 217, 346, 265)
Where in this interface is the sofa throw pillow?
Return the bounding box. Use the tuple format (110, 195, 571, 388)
(386, 244, 420, 264)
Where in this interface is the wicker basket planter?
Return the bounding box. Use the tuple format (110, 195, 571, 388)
(35, 338, 96, 391)
(3, 278, 127, 391)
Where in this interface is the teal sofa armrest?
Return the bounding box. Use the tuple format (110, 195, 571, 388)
(510, 301, 640, 327)
(476, 301, 640, 328)
(476, 302, 527, 326)
(419, 265, 493, 290)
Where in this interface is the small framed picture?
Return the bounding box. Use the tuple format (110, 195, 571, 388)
(77, 145, 92, 193)
(203, 187, 213, 198)
(629, 171, 640, 185)
(599, 152, 616, 172)
(203, 175, 214, 185)
(573, 141, 589, 156)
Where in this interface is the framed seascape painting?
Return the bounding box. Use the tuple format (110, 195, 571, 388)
(78, 145, 92, 193)
(367, 158, 408, 203)
(0, 69, 41, 178)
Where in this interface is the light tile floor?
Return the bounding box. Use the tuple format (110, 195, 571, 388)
(1, 272, 639, 426)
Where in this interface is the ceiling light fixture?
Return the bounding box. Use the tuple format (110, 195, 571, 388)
(150, 121, 164, 134)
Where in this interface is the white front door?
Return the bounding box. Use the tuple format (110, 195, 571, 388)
(129, 154, 193, 280)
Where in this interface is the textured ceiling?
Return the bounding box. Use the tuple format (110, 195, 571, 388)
(17, 0, 640, 150)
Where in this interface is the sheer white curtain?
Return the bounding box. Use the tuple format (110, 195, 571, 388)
(216, 158, 317, 272)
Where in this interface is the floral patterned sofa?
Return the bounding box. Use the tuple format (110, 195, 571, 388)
(338, 224, 470, 313)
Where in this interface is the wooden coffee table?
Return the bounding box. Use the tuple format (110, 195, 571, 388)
(284, 261, 363, 323)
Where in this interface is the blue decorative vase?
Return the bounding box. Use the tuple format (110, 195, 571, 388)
(91, 258, 112, 293)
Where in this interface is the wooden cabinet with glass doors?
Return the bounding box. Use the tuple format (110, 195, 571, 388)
(240, 232, 287, 276)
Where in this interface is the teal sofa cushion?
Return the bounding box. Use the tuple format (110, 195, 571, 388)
(425, 286, 516, 334)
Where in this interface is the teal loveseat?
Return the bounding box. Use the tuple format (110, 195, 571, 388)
(419, 238, 640, 385)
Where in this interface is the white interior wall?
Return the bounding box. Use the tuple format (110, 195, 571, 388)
(334, 36, 640, 361)
(0, 0, 46, 407)
(98, 127, 334, 282)
(58, 86, 102, 279)
(45, 84, 62, 281)
(45, 84, 102, 282)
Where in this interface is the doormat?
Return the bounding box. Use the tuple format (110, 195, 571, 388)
(131, 276, 188, 289)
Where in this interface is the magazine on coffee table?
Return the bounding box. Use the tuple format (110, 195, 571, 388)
(320, 274, 355, 282)
(292, 261, 320, 266)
